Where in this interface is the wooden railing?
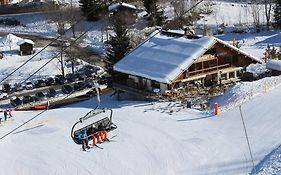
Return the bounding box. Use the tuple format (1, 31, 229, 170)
(188, 63, 230, 76)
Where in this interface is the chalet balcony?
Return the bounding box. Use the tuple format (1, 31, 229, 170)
(187, 63, 231, 77)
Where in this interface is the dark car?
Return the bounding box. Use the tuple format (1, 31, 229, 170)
(31, 96, 40, 102)
(10, 96, 22, 106)
(65, 73, 78, 83)
(46, 88, 57, 98)
(34, 79, 46, 88)
(54, 75, 66, 85)
(75, 73, 87, 80)
(62, 85, 73, 94)
(2, 83, 12, 93)
(35, 91, 45, 98)
(73, 82, 84, 91)
(22, 95, 33, 104)
(12, 82, 24, 92)
(45, 77, 55, 86)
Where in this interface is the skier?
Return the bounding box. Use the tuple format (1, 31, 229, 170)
(3, 110, 8, 121)
(78, 130, 90, 151)
(8, 109, 12, 118)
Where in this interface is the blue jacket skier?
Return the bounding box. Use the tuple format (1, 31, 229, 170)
(78, 130, 89, 151)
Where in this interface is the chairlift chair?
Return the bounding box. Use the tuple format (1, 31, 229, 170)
(70, 83, 117, 146)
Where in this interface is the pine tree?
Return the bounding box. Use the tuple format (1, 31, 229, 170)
(274, 0, 281, 28)
(155, 6, 166, 26)
(143, 0, 157, 15)
(106, 17, 131, 77)
(79, 0, 90, 17)
(79, 0, 100, 21)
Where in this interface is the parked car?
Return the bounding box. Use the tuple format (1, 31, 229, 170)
(31, 95, 40, 102)
(55, 75, 66, 85)
(62, 85, 73, 94)
(45, 77, 55, 86)
(34, 79, 46, 88)
(75, 72, 87, 80)
(12, 82, 24, 92)
(0, 92, 8, 100)
(25, 81, 34, 90)
(65, 73, 78, 83)
(2, 83, 12, 93)
(46, 88, 57, 98)
(10, 96, 22, 106)
(35, 91, 45, 100)
(22, 95, 33, 104)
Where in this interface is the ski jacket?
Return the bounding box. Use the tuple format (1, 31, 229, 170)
(77, 131, 87, 140)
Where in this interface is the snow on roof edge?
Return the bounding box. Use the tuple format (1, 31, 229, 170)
(17, 39, 34, 46)
(108, 2, 136, 11)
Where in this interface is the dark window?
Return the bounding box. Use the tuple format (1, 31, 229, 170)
(195, 63, 202, 70)
(151, 81, 160, 89)
(209, 60, 217, 67)
(232, 55, 238, 63)
(221, 73, 227, 80)
(229, 72, 235, 78)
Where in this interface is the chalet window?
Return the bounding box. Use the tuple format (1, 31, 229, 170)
(209, 59, 217, 67)
(195, 63, 202, 70)
(221, 73, 227, 80)
(232, 55, 238, 63)
(229, 72, 235, 78)
(151, 81, 160, 89)
(237, 70, 242, 77)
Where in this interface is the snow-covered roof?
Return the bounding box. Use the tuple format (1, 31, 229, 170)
(114, 31, 262, 84)
(0, 34, 23, 47)
(17, 39, 34, 46)
(266, 59, 281, 71)
(108, 2, 136, 11)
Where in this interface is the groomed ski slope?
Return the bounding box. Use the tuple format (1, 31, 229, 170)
(0, 76, 281, 175)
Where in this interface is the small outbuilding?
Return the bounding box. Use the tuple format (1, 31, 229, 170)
(108, 2, 137, 25)
(17, 39, 34, 56)
(266, 59, 281, 76)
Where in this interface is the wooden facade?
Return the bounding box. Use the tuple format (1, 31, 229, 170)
(19, 42, 34, 55)
(109, 4, 137, 25)
(121, 41, 259, 95)
(0, 0, 9, 5)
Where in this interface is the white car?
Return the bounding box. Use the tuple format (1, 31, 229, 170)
(0, 92, 8, 100)
(25, 81, 34, 90)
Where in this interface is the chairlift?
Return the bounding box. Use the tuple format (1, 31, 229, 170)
(70, 83, 117, 146)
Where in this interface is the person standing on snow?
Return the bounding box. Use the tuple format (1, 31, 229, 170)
(8, 109, 12, 118)
(3, 110, 8, 121)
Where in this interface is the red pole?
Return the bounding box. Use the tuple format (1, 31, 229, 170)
(215, 102, 219, 115)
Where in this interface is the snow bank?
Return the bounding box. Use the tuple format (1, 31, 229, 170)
(211, 75, 281, 113)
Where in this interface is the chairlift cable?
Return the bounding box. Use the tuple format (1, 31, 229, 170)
(0, 8, 102, 84)
(0, 19, 103, 141)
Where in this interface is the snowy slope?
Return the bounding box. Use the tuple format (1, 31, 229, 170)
(0, 76, 281, 175)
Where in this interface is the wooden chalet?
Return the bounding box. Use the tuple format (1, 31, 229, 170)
(108, 2, 137, 25)
(113, 30, 262, 95)
(0, 0, 9, 5)
(17, 39, 34, 55)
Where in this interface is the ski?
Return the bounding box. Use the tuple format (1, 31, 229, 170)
(110, 134, 117, 139)
(89, 143, 103, 149)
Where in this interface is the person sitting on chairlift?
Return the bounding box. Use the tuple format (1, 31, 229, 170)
(77, 130, 90, 151)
